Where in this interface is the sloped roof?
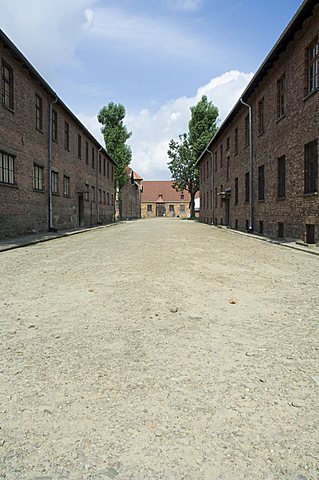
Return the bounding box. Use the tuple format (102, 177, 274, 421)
(125, 166, 143, 181)
(141, 181, 191, 202)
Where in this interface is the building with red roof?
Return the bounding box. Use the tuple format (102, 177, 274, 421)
(140, 181, 192, 218)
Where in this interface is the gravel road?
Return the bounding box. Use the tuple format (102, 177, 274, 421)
(0, 218, 318, 480)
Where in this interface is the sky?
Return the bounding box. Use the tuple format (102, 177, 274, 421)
(1, 0, 302, 179)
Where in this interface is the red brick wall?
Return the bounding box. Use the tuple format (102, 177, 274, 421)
(198, 5, 319, 244)
(0, 39, 115, 238)
(121, 178, 141, 219)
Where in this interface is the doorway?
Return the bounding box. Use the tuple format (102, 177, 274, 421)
(156, 203, 166, 217)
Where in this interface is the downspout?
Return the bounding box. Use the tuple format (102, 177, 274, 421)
(206, 148, 214, 224)
(240, 98, 254, 233)
(96, 147, 102, 224)
(48, 95, 57, 231)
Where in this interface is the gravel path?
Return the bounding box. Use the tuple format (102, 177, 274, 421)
(1, 218, 318, 480)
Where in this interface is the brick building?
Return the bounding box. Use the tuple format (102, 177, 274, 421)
(197, 0, 318, 245)
(121, 167, 142, 220)
(0, 30, 116, 239)
(141, 181, 192, 218)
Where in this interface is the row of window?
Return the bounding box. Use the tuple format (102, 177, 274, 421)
(200, 38, 319, 183)
(1, 59, 113, 180)
(147, 204, 186, 213)
(201, 140, 318, 210)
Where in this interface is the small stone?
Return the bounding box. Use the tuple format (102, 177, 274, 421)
(311, 375, 319, 386)
(170, 306, 178, 313)
(106, 468, 119, 478)
(0, 439, 5, 446)
(291, 401, 303, 408)
(154, 428, 163, 437)
(228, 297, 238, 305)
(245, 351, 256, 357)
(43, 408, 52, 414)
(28, 324, 36, 329)
(54, 335, 61, 339)
(88, 289, 95, 293)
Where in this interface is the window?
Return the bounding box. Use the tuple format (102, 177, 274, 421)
(99, 154, 102, 174)
(277, 74, 286, 118)
(180, 204, 185, 213)
(244, 115, 249, 146)
(226, 137, 230, 151)
(245, 172, 250, 202)
(214, 151, 217, 172)
(99, 188, 102, 204)
(35, 94, 43, 131)
(107, 192, 110, 205)
(147, 204, 152, 212)
(181, 193, 184, 200)
(259, 221, 264, 235)
(258, 97, 264, 134)
(91, 185, 96, 203)
(234, 177, 238, 205)
(207, 159, 209, 179)
(306, 224, 315, 244)
(278, 156, 286, 198)
(52, 110, 58, 141)
(220, 144, 223, 167)
(51, 171, 59, 194)
(306, 39, 319, 95)
(85, 183, 89, 201)
(226, 157, 230, 180)
(210, 190, 213, 209)
(234, 128, 238, 155)
(103, 191, 106, 204)
(107, 161, 110, 179)
(0, 152, 15, 184)
(220, 185, 223, 207)
(92, 147, 95, 168)
(258, 165, 265, 201)
(1, 60, 14, 109)
(103, 158, 106, 176)
(304, 140, 318, 194)
(111, 165, 114, 183)
(33, 164, 43, 191)
(78, 134, 82, 159)
(214, 188, 217, 208)
(169, 204, 174, 212)
(64, 122, 70, 151)
(63, 175, 70, 197)
(235, 219, 238, 230)
(111, 194, 114, 206)
(86, 141, 89, 164)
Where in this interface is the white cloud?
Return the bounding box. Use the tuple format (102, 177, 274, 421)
(78, 71, 254, 180)
(83, 5, 210, 62)
(166, 0, 202, 11)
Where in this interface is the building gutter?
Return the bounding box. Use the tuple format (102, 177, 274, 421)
(48, 95, 57, 231)
(240, 98, 254, 233)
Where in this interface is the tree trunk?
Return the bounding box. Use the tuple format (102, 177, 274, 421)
(190, 192, 195, 218)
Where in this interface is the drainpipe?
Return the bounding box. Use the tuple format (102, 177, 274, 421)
(206, 148, 214, 224)
(240, 97, 254, 233)
(96, 147, 102, 224)
(48, 95, 57, 231)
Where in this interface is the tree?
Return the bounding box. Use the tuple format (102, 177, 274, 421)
(167, 133, 198, 218)
(98, 102, 132, 218)
(167, 95, 219, 217)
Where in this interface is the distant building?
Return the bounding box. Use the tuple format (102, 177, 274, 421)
(196, 0, 318, 245)
(121, 167, 143, 220)
(0, 30, 116, 239)
(140, 181, 193, 218)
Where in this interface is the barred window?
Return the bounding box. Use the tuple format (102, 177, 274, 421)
(234, 128, 238, 154)
(244, 115, 249, 145)
(63, 175, 70, 197)
(258, 97, 264, 134)
(278, 156, 286, 198)
(33, 164, 43, 190)
(0, 151, 15, 184)
(103, 190, 106, 204)
(277, 74, 286, 118)
(92, 147, 95, 169)
(147, 204, 152, 212)
(1, 60, 14, 109)
(99, 188, 102, 204)
(86, 141, 89, 164)
(307, 39, 319, 95)
(51, 171, 59, 194)
(107, 160, 110, 179)
(35, 94, 43, 131)
(245, 172, 250, 202)
(258, 165, 265, 201)
(103, 158, 106, 176)
(78, 134, 82, 159)
(107, 192, 110, 205)
(304, 140, 318, 194)
(234, 177, 238, 204)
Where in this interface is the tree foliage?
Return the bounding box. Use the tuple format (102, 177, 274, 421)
(97, 102, 132, 192)
(167, 95, 219, 217)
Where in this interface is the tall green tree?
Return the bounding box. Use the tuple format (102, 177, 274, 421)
(97, 102, 132, 218)
(167, 95, 219, 217)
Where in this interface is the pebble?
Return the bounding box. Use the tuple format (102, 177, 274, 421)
(0, 439, 5, 446)
(170, 306, 178, 313)
(106, 468, 119, 478)
(154, 428, 164, 437)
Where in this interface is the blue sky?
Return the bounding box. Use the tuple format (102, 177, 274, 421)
(1, 0, 302, 179)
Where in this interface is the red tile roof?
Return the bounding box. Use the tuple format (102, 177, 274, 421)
(141, 181, 191, 203)
(125, 166, 143, 181)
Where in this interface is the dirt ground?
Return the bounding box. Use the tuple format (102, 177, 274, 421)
(0, 218, 318, 480)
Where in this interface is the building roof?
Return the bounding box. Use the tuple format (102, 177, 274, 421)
(0, 29, 117, 166)
(196, 0, 317, 166)
(141, 181, 191, 203)
(125, 166, 143, 181)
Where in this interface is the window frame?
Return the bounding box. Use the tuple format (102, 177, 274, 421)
(258, 164, 265, 201)
(51, 170, 59, 194)
(0, 151, 15, 185)
(304, 140, 318, 194)
(52, 109, 58, 142)
(277, 74, 286, 119)
(306, 38, 319, 96)
(277, 156, 286, 199)
(64, 121, 70, 151)
(1, 60, 14, 110)
(33, 163, 44, 191)
(35, 94, 43, 132)
(63, 175, 70, 197)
